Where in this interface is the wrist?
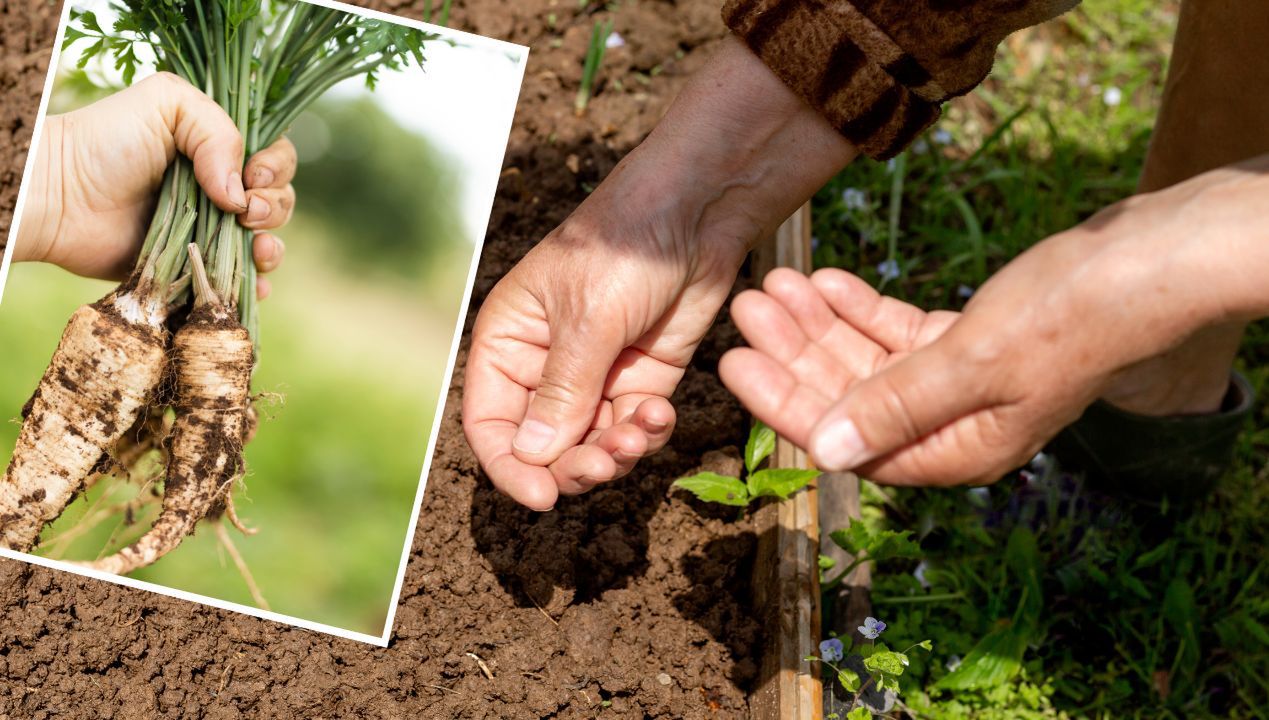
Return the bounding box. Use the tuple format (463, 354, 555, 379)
(639, 35, 857, 261)
(13, 115, 65, 264)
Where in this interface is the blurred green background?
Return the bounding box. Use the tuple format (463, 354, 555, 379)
(0, 60, 475, 636)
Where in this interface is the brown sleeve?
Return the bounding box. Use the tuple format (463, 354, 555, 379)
(723, 0, 1079, 159)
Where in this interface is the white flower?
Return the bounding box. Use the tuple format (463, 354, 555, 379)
(913, 560, 930, 589)
(605, 32, 625, 49)
(841, 188, 867, 211)
(946, 655, 962, 672)
(1103, 86, 1123, 107)
(933, 129, 953, 145)
(886, 158, 899, 174)
(877, 259, 901, 281)
(968, 486, 990, 505)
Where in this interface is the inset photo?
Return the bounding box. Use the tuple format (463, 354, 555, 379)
(0, 0, 526, 644)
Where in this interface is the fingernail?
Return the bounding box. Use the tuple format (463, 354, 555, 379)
(264, 235, 283, 262)
(813, 419, 867, 470)
(513, 420, 556, 454)
(246, 196, 269, 223)
(227, 172, 247, 209)
(253, 167, 275, 188)
(644, 419, 668, 433)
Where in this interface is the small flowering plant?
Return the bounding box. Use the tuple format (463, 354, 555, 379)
(806, 617, 932, 719)
(672, 421, 818, 508)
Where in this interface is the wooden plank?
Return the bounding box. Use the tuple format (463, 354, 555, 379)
(749, 204, 823, 720)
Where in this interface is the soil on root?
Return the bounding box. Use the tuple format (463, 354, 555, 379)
(0, 2, 771, 718)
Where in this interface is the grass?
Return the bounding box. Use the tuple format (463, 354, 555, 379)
(811, 2, 1268, 717)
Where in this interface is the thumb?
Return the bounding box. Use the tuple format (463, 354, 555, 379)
(513, 322, 623, 465)
(808, 337, 989, 472)
(140, 72, 248, 214)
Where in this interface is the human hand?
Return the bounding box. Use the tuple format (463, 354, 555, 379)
(462, 36, 858, 510)
(14, 72, 293, 298)
(721, 159, 1269, 486)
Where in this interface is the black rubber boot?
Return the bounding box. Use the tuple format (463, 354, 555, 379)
(1049, 372, 1256, 503)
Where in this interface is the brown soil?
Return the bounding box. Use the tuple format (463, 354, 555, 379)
(0, 1, 766, 717)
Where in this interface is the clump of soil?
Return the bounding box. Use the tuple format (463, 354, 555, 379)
(0, 1, 766, 717)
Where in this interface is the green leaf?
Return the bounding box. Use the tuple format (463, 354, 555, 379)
(837, 667, 861, 693)
(672, 472, 750, 507)
(748, 468, 817, 501)
(846, 707, 871, 720)
(78, 10, 103, 34)
(744, 420, 776, 474)
(863, 650, 907, 678)
(77, 38, 106, 69)
(935, 622, 1029, 691)
(829, 523, 921, 564)
(1163, 577, 1200, 677)
(916, 639, 933, 652)
(818, 554, 836, 572)
(61, 26, 88, 51)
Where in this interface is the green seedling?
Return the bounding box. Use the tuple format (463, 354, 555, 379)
(575, 18, 613, 117)
(672, 421, 818, 508)
(820, 520, 922, 591)
(422, 0, 453, 27)
(809, 618, 933, 719)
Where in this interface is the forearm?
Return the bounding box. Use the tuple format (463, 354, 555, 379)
(578, 33, 862, 265)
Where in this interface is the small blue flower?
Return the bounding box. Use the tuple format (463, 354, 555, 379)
(858, 617, 887, 640)
(933, 129, 953, 145)
(912, 139, 930, 155)
(605, 32, 626, 49)
(957, 284, 975, 300)
(841, 188, 867, 211)
(819, 638, 844, 663)
(876, 259, 901, 281)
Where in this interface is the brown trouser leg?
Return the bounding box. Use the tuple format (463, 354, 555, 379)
(1109, 0, 1269, 416)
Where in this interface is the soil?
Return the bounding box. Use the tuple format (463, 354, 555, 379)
(0, 1, 771, 718)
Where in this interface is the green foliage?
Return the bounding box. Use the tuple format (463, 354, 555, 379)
(671, 472, 750, 507)
(574, 18, 613, 116)
(809, 624, 934, 717)
(823, 522, 922, 591)
(672, 421, 816, 509)
(744, 420, 776, 474)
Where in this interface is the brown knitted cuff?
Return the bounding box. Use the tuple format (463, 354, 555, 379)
(723, 0, 1080, 160)
(724, 0, 940, 160)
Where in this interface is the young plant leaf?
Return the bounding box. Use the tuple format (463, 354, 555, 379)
(672, 472, 750, 507)
(744, 420, 776, 474)
(846, 707, 871, 720)
(934, 621, 1029, 690)
(863, 650, 907, 678)
(747, 468, 818, 501)
(830, 523, 921, 563)
(837, 667, 862, 693)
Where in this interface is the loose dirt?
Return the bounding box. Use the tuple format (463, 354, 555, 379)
(0, 1, 766, 717)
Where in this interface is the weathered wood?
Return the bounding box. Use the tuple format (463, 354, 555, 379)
(749, 204, 823, 720)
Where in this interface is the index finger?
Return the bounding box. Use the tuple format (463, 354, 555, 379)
(462, 339, 560, 511)
(244, 136, 298, 189)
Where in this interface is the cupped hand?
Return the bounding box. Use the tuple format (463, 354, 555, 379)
(16, 72, 292, 297)
(722, 161, 1269, 486)
(462, 35, 861, 509)
(462, 162, 749, 510)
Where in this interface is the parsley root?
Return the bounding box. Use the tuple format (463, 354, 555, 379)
(0, 292, 167, 551)
(90, 249, 253, 574)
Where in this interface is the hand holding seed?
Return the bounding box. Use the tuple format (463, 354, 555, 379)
(15, 72, 292, 298)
